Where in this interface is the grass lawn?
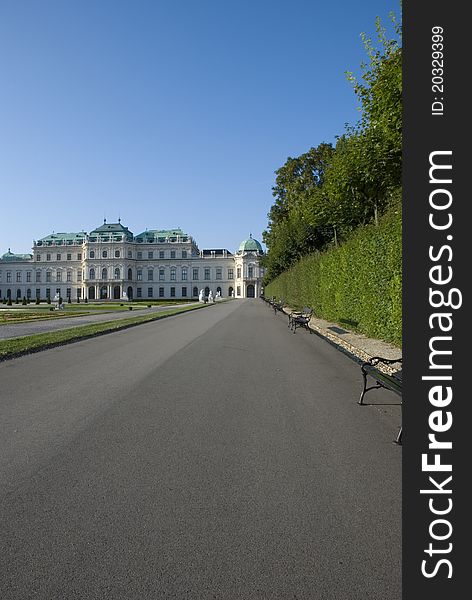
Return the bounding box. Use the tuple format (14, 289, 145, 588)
(0, 303, 211, 360)
(0, 300, 198, 324)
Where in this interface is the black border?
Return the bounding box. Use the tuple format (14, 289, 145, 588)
(403, 2, 467, 596)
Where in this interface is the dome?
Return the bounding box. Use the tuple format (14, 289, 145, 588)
(238, 235, 263, 254)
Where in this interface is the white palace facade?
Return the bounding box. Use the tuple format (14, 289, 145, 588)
(0, 220, 265, 302)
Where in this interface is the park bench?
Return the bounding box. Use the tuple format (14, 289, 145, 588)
(288, 306, 313, 334)
(273, 298, 285, 315)
(358, 356, 403, 444)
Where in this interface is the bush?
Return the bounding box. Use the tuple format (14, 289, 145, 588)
(68, 296, 72, 303)
(7, 298, 12, 306)
(36, 297, 40, 305)
(22, 296, 27, 305)
(84, 298, 88, 303)
(77, 297, 80, 303)
(47, 297, 51, 304)
(265, 204, 402, 346)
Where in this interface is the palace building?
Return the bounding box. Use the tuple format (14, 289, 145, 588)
(0, 220, 265, 302)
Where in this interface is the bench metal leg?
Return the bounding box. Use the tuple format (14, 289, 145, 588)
(358, 372, 384, 405)
(395, 427, 402, 445)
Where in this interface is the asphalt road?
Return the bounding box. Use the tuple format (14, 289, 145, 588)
(0, 299, 401, 599)
(0, 303, 195, 340)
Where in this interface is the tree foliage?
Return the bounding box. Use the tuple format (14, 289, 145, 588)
(263, 14, 402, 283)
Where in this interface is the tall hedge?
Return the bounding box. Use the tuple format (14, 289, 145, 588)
(265, 204, 402, 346)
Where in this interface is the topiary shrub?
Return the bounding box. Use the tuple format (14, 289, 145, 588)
(7, 298, 12, 306)
(36, 297, 40, 305)
(22, 296, 27, 305)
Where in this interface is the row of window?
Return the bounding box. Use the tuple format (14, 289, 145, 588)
(1, 284, 247, 300)
(0, 266, 259, 284)
(35, 249, 190, 261)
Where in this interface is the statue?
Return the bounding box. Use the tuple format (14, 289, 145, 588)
(208, 290, 213, 303)
(199, 289, 204, 302)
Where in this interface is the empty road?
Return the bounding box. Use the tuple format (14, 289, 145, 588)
(0, 299, 401, 599)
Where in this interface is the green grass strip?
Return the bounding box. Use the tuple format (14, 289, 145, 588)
(0, 303, 212, 361)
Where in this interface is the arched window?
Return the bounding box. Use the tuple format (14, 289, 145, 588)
(115, 250, 120, 258)
(128, 268, 132, 280)
(89, 251, 95, 259)
(248, 265, 254, 278)
(89, 268, 95, 280)
(193, 286, 198, 297)
(102, 268, 108, 280)
(114, 267, 120, 279)
(102, 250, 108, 258)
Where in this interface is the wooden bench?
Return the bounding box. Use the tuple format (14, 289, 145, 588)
(358, 356, 403, 444)
(288, 306, 313, 334)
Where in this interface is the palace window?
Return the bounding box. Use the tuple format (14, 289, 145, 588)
(77, 270, 82, 282)
(237, 267, 241, 278)
(182, 268, 187, 281)
(193, 287, 198, 297)
(16, 271, 22, 283)
(77, 253, 82, 260)
(67, 253, 72, 261)
(46, 254, 51, 261)
(159, 250, 165, 259)
(193, 268, 199, 280)
(56, 271, 62, 282)
(248, 266, 254, 278)
(204, 268, 210, 280)
(148, 251, 153, 259)
(6, 272, 12, 283)
(89, 268, 95, 280)
(148, 269, 153, 281)
(170, 287, 175, 297)
(148, 287, 153, 298)
(137, 269, 142, 281)
(36, 254, 41, 261)
(137, 287, 142, 298)
(137, 252, 142, 260)
(228, 268, 234, 279)
(67, 271, 72, 282)
(170, 250, 176, 259)
(216, 267, 222, 280)
(182, 286, 187, 297)
(102, 268, 107, 280)
(57, 254, 61, 261)
(46, 271, 52, 283)
(182, 250, 187, 259)
(89, 251, 95, 259)
(36, 270, 41, 282)
(102, 250, 108, 258)
(115, 250, 120, 258)
(159, 287, 164, 297)
(170, 268, 176, 281)
(114, 267, 120, 279)
(159, 268, 165, 281)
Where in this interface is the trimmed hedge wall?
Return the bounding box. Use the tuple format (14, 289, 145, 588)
(265, 205, 402, 346)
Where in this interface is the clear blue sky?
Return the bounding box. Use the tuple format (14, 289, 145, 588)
(0, 0, 400, 254)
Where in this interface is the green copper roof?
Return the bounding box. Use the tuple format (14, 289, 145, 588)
(1, 249, 33, 261)
(238, 235, 263, 254)
(90, 221, 133, 235)
(135, 229, 188, 241)
(37, 232, 86, 243)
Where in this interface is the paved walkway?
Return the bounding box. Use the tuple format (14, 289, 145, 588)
(0, 299, 401, 600)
